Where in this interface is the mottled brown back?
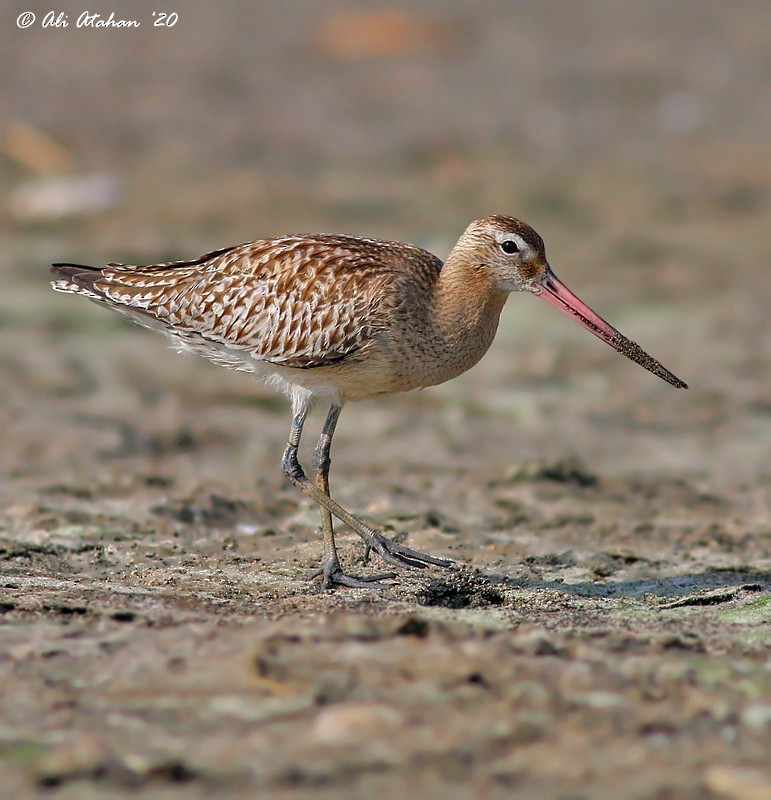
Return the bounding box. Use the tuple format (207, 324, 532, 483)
(54, 235, 443, 370)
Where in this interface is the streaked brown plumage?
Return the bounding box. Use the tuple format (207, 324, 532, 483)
(51, 215, 686, 589)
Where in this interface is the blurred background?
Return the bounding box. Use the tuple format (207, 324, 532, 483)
(1, 5, 770, 795)
(1, 0, 769, 493)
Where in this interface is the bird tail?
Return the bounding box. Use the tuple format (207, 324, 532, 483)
(50, 263, 104, 299)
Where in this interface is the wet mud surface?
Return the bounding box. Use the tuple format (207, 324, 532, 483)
(2, 2, 770, 798)
(1, 323, 768, 800)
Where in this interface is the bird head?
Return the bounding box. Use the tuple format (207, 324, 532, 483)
(457, 215, 687, 389)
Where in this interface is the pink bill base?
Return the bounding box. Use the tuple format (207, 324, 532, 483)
(534, 270, 688, 389)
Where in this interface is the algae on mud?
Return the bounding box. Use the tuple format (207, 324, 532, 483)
(2, 1, 771, 798)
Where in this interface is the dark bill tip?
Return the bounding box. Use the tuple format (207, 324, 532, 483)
(535, 271, 688, 390)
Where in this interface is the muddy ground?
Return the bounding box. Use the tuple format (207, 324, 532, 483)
(1, 2, 769, 798)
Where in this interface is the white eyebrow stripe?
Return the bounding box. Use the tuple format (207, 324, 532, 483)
(495, 232, 529, 250)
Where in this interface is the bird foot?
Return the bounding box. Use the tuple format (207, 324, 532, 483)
(363, 532, 454, 571)
(313, 556, 397, 591)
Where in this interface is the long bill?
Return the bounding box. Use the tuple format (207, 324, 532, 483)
(533, 269, 688, 389)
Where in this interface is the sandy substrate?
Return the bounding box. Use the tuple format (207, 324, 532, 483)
(2, 2, 769, 797)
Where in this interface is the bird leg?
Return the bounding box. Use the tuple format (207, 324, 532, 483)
(310, 405, 396, 588)
(282, 404, 394, 587)
(310, 404, 340, 574)
(281, 404, 452, 587)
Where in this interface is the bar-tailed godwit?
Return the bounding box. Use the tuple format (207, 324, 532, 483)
(51, 216, 686, 589)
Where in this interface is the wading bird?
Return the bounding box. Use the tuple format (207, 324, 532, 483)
(51, 216, 686, 588)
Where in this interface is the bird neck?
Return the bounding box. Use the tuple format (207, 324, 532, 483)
(433, 253, 508, 341)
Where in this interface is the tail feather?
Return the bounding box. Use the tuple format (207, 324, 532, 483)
(51, 262, 101, 287)
(50, 262, 165, 332)
(50, 263, 106, 298)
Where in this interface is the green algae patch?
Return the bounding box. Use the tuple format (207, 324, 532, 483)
(720, 594, 771, 628)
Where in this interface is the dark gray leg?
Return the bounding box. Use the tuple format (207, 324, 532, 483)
(309, 404, 396, 588)
(311, 403, 341, 575)
(281, 404, 453, 588)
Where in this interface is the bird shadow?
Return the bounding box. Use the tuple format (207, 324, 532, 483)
(485, 567, 770, 601)
(413, 565, 771, 610)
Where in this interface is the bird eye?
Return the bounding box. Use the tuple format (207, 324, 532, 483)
(500, 240, 519, 254)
